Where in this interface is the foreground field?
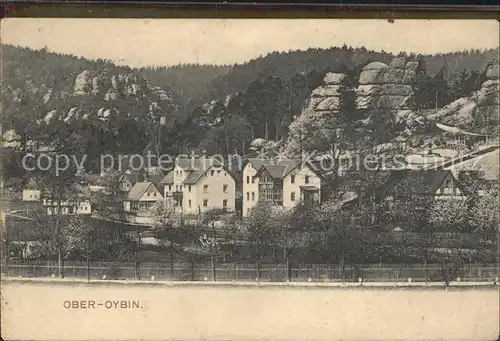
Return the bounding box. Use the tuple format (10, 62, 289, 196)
(1, 281, 498, 341)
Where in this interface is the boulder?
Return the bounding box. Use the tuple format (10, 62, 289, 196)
(74, 70, 91, 96)
(486, 64, 499, 80)
(477, 80, 500, 106)
(91, 77, 102, 95)
(42, 88, 52, 104)
(111, 75, 119, 89)
(425, 97, 476, 127)
(43, 110, 57, 124)
(323, 73, 347, 85)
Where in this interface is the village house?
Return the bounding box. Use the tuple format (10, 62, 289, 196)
(242, 158, 323, 217)
(123, 181, 163, 214)
(22, 178, 42, 202)
(117, 170, 143, 194)
(160, 157, 237, 215)
(43, 198, 92, 216)
(429, 145, 499, 194)
(374, 169, 468, 220)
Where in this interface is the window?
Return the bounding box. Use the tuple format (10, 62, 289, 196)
(223, 185, 228, 193)
(246, 176, 250, 184)
(168, 185, 172, 191)
(153, 192, 156, 196)
(217, 170, 221, 176)
(203, 199, 208, 207)
(223, 199, 228, 207)
(305, 176, 310, 184)
(252, 192, 255, 201)
(188, 199, 192, 207)
(203, 185, 208, 193)
(147, 192, 150, 197)
(186, 185, 190, 192)
(291, 175, 295, 184)
(291, 192, 296, 201)
(211, 170, 215, 176)
(246, 192, 250, 200)
(224, 172, 227, 176)
(251, 176, 255, 184)
(175, 185, 178, 191)
(84, 207, 88, 211)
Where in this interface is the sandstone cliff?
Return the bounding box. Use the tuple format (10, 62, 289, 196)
(356, 57, 418, 111)
(424, 63, 499, 134)
(306, 72, 350, 114)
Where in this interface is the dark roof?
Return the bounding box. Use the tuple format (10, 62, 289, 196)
(120, 171, 143, 187)
(180, 158, 232, 185)
(127, 182, 158, 201)
(24, 178, 41, 190)
(246, 158, 272, 170)
(378, 169, 453, 198)
(253, 159, 314, 180)
(300, 186, 320, 191)
(160, 171, 174, 184)
(261, 165, 289, 179)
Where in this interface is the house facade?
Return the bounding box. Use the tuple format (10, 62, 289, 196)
(118, 170, 143, 194)
(242, 158, 322, 217)
(22, 178, 42, 202)
(43, 199, 92, 215)
(375, 169, 468, 228)
(160, 157, 236, 215)
(123, 182, 163, 214)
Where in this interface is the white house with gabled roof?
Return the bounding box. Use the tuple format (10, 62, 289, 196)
(242, 158, 323, 217)
(160, 157, 236, 215)
(123, 182, 163, 213)
(22, 177, 42, 202)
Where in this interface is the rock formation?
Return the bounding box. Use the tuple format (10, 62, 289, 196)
(73, 70, 91, 96)
(306, 72, 349, 114)
(356, 57, 418, 111)
(475, 64, 499, 133)
(425, 63, 499, 133)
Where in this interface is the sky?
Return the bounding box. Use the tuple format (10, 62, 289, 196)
(1, 19, 499, 67)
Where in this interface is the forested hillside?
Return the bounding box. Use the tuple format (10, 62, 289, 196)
(1, 43, 498, 179)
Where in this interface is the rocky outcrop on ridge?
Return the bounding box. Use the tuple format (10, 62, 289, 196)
(35, 69, 178, 126)
(306, 72, 351, 114)
(424, 63, 499, 133)
(356, 57, 419, 111)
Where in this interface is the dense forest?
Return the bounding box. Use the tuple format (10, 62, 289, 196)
(1, 44, 498, 178)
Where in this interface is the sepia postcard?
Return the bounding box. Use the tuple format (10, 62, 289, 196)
(0, 16, 499, 341)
